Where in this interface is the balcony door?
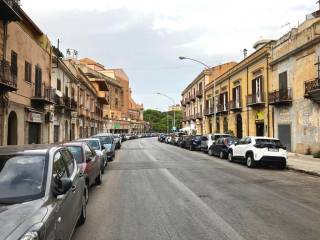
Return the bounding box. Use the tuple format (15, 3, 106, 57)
(233, 86, 241, 108)
(279, 72, 288, 99)
(35, 66, 42, 97)
(252, 76, 263, 102)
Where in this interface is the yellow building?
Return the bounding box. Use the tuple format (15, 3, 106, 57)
(205, 41, 273, 138)
(181, 62, 236, 134)
(269, 11, 320, 153)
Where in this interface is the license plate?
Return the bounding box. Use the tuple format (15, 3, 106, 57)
(268, 148, 279, 152)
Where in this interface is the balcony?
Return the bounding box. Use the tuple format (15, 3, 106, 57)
(196, 90, 203, 98)
(97, 91, 109, 105)
(55, 94, 65, 108)
(181, 100, 186, 107)
(196, 113, 203, 119)
(71, 98, 77, 111)
(247, 93, 265, 107)
(269, 89, 292, 106)
(204, 107, 214, 116)
(64, 96, 71, 109)
(185, 97, 190, 104)
(31, 84, 55, 105)
(189, 115, 195, 120)
(190, 94, 196, 102)
(0, 60, 17, 92)
(229, 99, 242, 111)
(304, 79, 320, 102)
(79, 106, 86, 117)
(0, 0, 21, 21)
(216, 104, 228, 114)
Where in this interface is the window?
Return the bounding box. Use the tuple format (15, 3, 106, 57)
(233, 86, 241, 107)
(57, 79, 61, 91)
(11, 51, 18, 80)
(25, 61, 32, 83)
(71, 87, 75, 98)
(84, 144, 94, 160)
(53, 152, 68, 179)
(245, 137, 252, 144)
(65, 86, 69, 97)
(61, 149, 75, 175)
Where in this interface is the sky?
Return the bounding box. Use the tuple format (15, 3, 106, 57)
(22, 0, 314, 111)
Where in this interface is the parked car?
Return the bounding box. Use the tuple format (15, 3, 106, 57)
(92, 134, 116, 161)
(185, 135, 207, 151)
(64, 141, 103, 203)
(208, 137, 239, 159)
(205, 133, 231, 151)
(74, 138, 108, 171)
(228, 136, 287, 169)
(113, 134, 122, 149)
(0, 145, 86, 240)
(158, 134, 166, 142)
(178, 135, 191, 148)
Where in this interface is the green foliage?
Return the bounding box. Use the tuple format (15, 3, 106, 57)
(144, 109, 182, 133)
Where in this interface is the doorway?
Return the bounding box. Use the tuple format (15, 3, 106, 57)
(28, 123, 41, 144)
(7, 111, 17, 145)
(236, 114, 243, 138)
(256, 122, 264, 136)
(278, 124, 291, 151)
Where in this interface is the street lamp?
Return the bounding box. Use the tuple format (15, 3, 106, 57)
(156, 92, 176, 132)
(179, 56, 216, 134)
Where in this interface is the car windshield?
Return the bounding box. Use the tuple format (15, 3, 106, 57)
(87, 140, 100, 150)
(98, 136, 113, 145)
(67, 146, 83, 163)
(255, 139, 284, 148)
(0, 155, 46, 204)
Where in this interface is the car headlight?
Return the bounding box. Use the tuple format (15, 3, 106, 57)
(20, 232, 39, 240)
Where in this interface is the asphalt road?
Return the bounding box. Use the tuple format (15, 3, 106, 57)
(72, 138, 320, 240)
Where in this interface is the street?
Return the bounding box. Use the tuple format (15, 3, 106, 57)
(72, 138, 320, 240)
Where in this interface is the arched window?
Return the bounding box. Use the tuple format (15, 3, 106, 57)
(7, 111, 18, 145)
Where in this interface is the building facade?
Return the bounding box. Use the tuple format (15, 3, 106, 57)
(181, 62, 236, 134)
(270, 12, 320, 153)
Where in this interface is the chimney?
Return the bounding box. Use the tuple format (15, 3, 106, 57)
(243, 48, 248, 59)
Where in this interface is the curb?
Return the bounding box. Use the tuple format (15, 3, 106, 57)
(287, 166, 320, 177)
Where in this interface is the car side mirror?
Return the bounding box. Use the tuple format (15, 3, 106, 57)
(86, 156, 93, 163)
(53, 178, 73, 197)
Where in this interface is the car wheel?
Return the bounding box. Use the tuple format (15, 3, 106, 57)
(95, 170, 102, 185)
(77, 194, 87, 226)
(208, 148, 213, 156)
(246, 154, 256, 168)
(84, 183, 89, 204)
(189, 145, 194, 151)
(228, 151, 233, 162)
(279, 162, 287, 170)
(219, 151, 224, 159)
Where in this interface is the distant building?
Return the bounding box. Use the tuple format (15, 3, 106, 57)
(169, 105, 182, 112)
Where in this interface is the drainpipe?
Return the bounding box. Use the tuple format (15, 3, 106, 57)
(267, 54, 270, 137)
(246, 67, 249, 136)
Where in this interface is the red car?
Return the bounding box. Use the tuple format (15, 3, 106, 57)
(63, 141, 102, 203)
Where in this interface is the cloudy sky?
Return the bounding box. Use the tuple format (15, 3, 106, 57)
(22, 0, 313, 111)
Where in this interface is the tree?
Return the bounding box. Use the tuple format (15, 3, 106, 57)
(144, 109, 182, 133)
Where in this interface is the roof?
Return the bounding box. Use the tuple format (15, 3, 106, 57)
(62, 142, 86, 147)
(0, 144, 57, 155)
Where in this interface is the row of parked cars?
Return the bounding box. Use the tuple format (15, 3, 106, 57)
(0, 133, 131, 240)
(158, 133, 288, 169)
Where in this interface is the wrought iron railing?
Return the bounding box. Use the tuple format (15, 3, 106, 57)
(229, 99, 242, 110)
(305, 79, 320, 95)
(247, 92, 265, 106)
(268, 88, 292, 104)
(0, 60, 16, 89)
(196, 90, 203, 98)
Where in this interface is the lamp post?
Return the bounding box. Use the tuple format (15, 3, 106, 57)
(156, 93, 176, 132)
(179, 56, 216, 134)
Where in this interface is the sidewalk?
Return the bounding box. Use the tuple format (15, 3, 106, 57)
(287, 152, 320, 176)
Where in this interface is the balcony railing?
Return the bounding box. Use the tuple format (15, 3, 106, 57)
(247, 92, 265, 107)
(181, 100, 186, 106)
(55, 94, 65, 107)
(196, 113, 203, 119)
(64, 96, 71, 109)
(32, 83, 55, 105)
(190, 94, 196, 102)
(269, 88, 292, 105)
(71, 98, 77, 111)
(204, 106, 214, 116)
(185, 97, 190, 104)
(196, 90, 203, 98)
(0, 60, 17, 92)
(304, 78, 320, 102)
(229, 99, 242, 111)
(216, 103, 228, 114)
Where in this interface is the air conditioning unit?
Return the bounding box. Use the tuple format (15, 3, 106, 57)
(45, 112, 54, 123)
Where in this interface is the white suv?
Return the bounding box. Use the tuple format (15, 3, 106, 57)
(228, 136, 287, 169)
